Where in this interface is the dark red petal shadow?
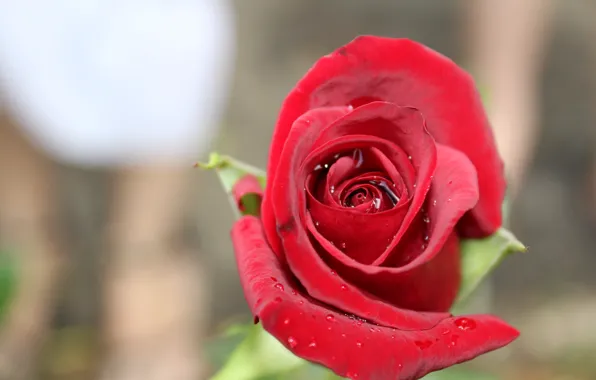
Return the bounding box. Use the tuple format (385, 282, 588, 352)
(232, 216, 519, 380)
(265, 36, 504, 238)
(271, 105, 447, 329)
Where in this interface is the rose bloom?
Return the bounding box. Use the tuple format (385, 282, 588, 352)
(231, 36, 518, 380)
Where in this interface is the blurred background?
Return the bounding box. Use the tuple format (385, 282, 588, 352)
(0, 0, 595, 379)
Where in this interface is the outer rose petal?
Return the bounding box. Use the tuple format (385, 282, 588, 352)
(231, 216, 519, 380)
(262, 106, 353, 258)
(265, 36, 504, 237)
(271, 104, 447, 329)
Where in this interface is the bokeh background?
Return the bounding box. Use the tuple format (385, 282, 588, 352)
(1, 0, 595, 379)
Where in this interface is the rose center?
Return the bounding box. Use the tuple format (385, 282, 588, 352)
(307, 147, 407, 215)
(341, 180, 399, 212)
(346, 188, 370, 207)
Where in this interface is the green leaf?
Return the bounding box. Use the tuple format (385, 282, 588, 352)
(205, 323, 253, 372)
(0, 249, 17, 323)
(210, 324, 306, 380)
(422, 367, 498, 380)
(453, 227, 525, 311)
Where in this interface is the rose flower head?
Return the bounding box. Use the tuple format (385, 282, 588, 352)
(231, 36, 518, 380)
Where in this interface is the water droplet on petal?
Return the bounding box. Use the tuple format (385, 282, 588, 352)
(326, 314, 335, 322)
(341, 284, 348, 291)
(299, 300, 304, 305)
(330, 186, 335, 194)
(391, 335, 396, 339)
(353, 149, 364, 168)
(433, 200, 437, 206)
(287, 336, 298, 348)
(413, 183, 417, 188)
(415, 340, 433, 350)
(447, 198, 452, 202)
(283, 318, 290, 325)
(424, 235, 429, 242)
(340, 242, 347, 249)
(423, 216, 430, 223)
(274, 283, 285, 291)
(324, 163, 329, 169)
(347, 372, 359, 379)
(356, 341, 362, 348)
(330, 270, 337, 276)
(408, 155, 412, 160)
(291, 289, 297, 295)
(309, 340, 317, 348)
(454, 317, 477, 331)
(315, 221, 320, 227)
(450, 335, 459, 347)
(441, 329, 450, 335)
(372, 198, 381, 209)
(341, 333, 347, 338)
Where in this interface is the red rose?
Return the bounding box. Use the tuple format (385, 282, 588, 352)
(231, 36, 518, 380)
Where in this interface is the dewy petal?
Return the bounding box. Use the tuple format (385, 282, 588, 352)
(311, 140, 414, 210)
(304, 139, 411, 264)
(262, 106, 353, 259)
(231, 216, 519, 380)
(271, 107, 448, 329)
(266, 36, 504, 238)
(305, 103, 436, 265)
(312, 144, 480, 312)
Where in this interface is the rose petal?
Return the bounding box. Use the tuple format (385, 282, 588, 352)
(262, 106, 353, 259)
(321, 147, 409, 208)
(296, 103, 435, 266)
(306, 157, 409, 263)
(232, 216, 519, 380)
(307, 103, 436, 266)
(266, 36, 504, 237)
(310, 142, 412, 213)
(271, 107, 448, 329)
(312, 144, 479, 312)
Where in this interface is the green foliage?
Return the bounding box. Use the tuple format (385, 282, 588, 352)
(452, 228, 525, 312)
(0, 249, 17, 323)
(422, 367, 498, 380)
(210, 324, 305, 380)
